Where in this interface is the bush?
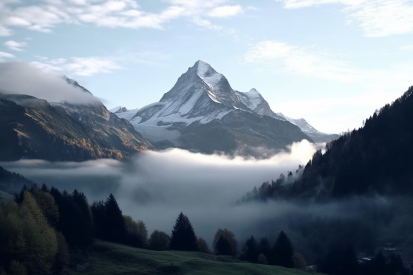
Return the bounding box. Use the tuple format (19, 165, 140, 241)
(197, 238, 211, 254)
(258, 254, 268, 265)
(124, 216, 148, 248)
(149, 230, 170, 251)
(292, 253, 307, 269)
(213, 229, 238, 256)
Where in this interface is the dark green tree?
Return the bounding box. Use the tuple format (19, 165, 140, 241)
(216, 236, 232, 256)
(273, 231, 294, 268)
(104, 193, 127, 243)
(243, 236, 258, 263)
(169, 212, 198, 251)
(258, 238, 271, 263)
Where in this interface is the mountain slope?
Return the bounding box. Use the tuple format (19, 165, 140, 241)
(0, 165, 35, 195)
(0, 92, 152, 161)
(116, 61, 314, 156)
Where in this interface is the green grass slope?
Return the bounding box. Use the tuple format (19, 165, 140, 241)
(84, 241, 313, 275)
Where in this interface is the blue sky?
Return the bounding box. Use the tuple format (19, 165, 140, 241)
(0, 0, 413, 133)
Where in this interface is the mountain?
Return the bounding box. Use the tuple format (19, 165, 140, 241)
(109, 106, 139, 121)
(242, 86, 413, 200)
(0, 82, 152, 161)
(115, 60, 313, 157)
(0, 165, 35, 195)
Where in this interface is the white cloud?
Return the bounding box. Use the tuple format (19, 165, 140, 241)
(0, 62, 99, 104)
(243, 40, 360, 81)
(401, 45, 413, 50)
(32, 56, 122, 76)
(0, 51, 14, 58)
(0, 0, 247, 34)
(276, 0, 413, 37)
(208, 5, 243, 17)
(64, 57, 122, 76)
(4, 40, 26, 51)
(0, 25, 12, 36)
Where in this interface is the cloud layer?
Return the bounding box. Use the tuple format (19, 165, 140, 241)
(243, 40, 359, 81)
(0, 0, 246, 36)
(276, 0, 413, 37)
(0, 141, 317, 242)
(0, 62, 100, 104)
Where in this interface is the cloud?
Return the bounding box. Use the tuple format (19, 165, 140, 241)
(243, 40, 360, 81)
(208, 5, 243, 17)
(0, 61, 100, 104)
(4, 40, 26, 51)
(0, 0, 247, 35)
(33, 56, 122, 76)
(0, 51, 14, 58)
(63, 57, 122, 76)
(276, 0, 413, 37)
(401, 45, 413, 50)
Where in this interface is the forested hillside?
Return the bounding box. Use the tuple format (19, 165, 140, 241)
(244, 86, 413, 200)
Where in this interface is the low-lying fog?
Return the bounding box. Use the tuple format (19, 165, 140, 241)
(2, 140, 403, 259)
(1, 141, 315, 240)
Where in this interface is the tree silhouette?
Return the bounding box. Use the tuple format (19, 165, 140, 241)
(213, 228, 238, 256)
(104, 193, 127, 243)
(243, 236, 258, 263)
(197, 238, 211, 254)
(273, 231, 294, 268)
(216, 236, 232, 256)
(169, 212, 198, 251)
(149, 230, 170, 251)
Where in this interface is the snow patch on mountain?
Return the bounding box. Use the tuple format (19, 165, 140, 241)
(109, 106, 139, 121)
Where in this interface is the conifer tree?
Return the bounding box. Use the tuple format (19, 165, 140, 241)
(104, 194, 127, 243)
(243, 236, 258, 263)
(258, 238, 271, 263)
(273, 231, 294, 268)
(170, 212, 198, 251)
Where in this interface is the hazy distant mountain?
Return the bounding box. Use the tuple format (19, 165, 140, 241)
(112, 60, 317, 157)
(0, 81, 152, 161)
(109, 106, 139, 121)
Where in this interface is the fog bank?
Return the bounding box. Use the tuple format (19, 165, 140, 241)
(0, 62, 99, 104)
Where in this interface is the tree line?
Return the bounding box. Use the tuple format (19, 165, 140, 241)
(0, 184, 307, 275)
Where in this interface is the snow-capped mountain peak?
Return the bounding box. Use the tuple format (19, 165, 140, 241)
(112, 60, 337, 146)
(246, 88, 260, 95)
(196, 60, 217, 77)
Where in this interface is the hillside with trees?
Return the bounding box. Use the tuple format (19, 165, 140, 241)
(242, 86, 413, 201)
(0, 183, 317, 274)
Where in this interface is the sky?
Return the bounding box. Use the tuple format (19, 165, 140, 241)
(0, 0, 413, 134)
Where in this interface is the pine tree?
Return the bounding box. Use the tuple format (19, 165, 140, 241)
(104, 194, 127, 243)
(258, 238, 271, 262)
(273, 231, 294, 268)
(243, 236, 258, 263)
(169, 212, 198, 251)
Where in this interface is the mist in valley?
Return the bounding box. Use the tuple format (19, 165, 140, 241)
(2, 140, 411, 263)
